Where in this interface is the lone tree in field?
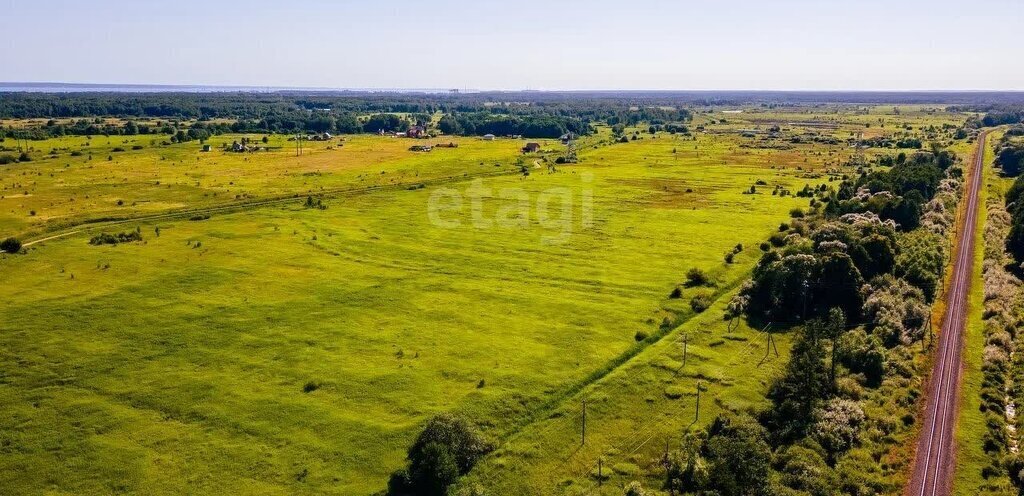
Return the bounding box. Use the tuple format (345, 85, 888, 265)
(1, 237, 21, 254)
(388, 413, 493, 496)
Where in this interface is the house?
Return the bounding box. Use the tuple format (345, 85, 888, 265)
(407, 126, 425, 138)
(483, 134, 495, 141)
(522, 142, 541, 153)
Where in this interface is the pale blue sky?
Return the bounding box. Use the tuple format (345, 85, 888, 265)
(3, 0, 1021, 90)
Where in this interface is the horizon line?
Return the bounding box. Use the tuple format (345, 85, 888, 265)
(3, 81, 1024, 94)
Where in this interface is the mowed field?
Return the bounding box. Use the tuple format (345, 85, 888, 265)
(0, 108, 964, 494)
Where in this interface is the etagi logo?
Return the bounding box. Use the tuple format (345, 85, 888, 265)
(427, 172, 594, 245)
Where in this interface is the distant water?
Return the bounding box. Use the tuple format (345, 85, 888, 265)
(0, 82, 462, 94)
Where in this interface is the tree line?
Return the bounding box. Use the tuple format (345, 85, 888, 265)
(0, 92, 695, 140)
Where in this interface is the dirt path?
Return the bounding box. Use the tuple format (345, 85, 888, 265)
(906, 130, 987, 496)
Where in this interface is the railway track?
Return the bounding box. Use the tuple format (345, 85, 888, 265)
(906, 130, 987, 496)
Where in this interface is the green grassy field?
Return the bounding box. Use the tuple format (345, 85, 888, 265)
(0, 107, 971, 494)
(0, 133, 530, 236)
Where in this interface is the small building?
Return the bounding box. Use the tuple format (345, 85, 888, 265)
(483, 134, 495, 141)
(522, 142, 541, 153)
(407, 126, 425, 139)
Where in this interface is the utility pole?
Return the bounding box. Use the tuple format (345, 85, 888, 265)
(682, 333, 688, 367)
(597, 458, 603, 487)
(695, 381, 701, 423)
(759, 325, 779, 366)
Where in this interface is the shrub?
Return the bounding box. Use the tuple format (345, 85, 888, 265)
(703, 413, 773, 496)
(623, 481, 650, 496)
(690, 294, 713, 313)
(634, 330, 649, 342)
(0, 154, 16, 164)
(810, 399, 865, 454)
(776, 444, 837, 495)
(837, 329, 886, 387)
(789, 208, 805, 218)
(686, 268, 711, 287)
(1, 237, 22, 253)
(89, 231, 143, 246)
(302, 381, 320, 393)
(669, 287, 682, 299)
(18, 152, 31, 162)
(304, 196, 327, 210)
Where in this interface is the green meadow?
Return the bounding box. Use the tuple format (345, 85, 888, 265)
(0, 108, 967, 494)
(0, 133, 529, 236)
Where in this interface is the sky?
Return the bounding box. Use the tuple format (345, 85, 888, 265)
(3, 0, 1022, 91)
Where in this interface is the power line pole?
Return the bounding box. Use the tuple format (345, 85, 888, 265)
(759, 324, 779, 366)
(682, 333, 688, 367)
(695, 381, 702, 423)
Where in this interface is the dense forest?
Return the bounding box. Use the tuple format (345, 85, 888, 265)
(0, 92, 696, 139)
